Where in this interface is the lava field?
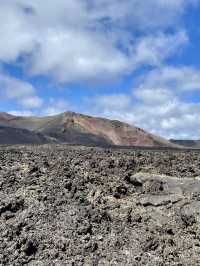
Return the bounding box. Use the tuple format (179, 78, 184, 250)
(1, 145, 200, 265)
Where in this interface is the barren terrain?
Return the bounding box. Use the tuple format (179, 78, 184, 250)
(1, 145, 200, 265)
(0, 112, 176, 147)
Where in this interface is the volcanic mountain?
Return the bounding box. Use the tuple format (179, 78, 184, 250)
(0, 111, 176, 147)
(170, 139, 200, 148)
(0, 126, 54, 145)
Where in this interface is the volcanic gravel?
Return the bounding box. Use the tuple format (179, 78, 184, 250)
(1, 145, 200, 265)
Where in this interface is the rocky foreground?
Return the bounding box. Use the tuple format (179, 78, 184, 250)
(1, 145, 200, 265)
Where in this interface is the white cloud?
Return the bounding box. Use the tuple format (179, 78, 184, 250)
(92, 94, 131, 111)
(0, 72, 43, 109)
(7, 98, 71, 117)
(88, 66, 200, 139)
(134, 88, 175, 105)
(135, 66, 200, 92)
(43, 98, 71, 116)
(9, 110, 34, 117)
(0, 2, 36, 62)
(1, 1, 200, 139)
(133, 31, 188, 68)
(86, 0, 198, 31)
(0, 0, 196, 83)
(29, 29, 129, 82)
(19, 96, 43, 109)
(132, 67, 200, 138)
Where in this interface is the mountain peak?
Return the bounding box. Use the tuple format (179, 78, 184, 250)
(0, 112, 16, 121)
(0, 111, 177, 147)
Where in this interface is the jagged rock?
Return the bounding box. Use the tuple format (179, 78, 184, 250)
(1, 144, 200, 265)
(138, 194, 182, 207)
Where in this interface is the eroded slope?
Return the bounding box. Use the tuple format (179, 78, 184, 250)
(0, 112, 176, 147)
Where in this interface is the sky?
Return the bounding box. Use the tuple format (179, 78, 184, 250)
(1, 1, 200, 139)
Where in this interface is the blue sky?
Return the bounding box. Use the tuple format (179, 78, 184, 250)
(1, 0, 200, 139)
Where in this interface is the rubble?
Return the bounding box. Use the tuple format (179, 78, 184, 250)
(1, 145, 200, 265)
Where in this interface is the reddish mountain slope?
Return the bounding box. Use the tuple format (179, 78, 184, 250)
(0, 112, 16, 126)
(0, 111, 177, 147)
(0, 112, 15, 121)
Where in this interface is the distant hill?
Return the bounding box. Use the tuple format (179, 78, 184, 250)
(170, 139, 200, 148)
(0, 111, 177, 147)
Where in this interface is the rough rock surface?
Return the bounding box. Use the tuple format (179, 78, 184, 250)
(1, 145, 200, 265)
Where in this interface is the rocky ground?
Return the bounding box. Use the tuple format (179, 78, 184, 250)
(1, 145, 200, 265)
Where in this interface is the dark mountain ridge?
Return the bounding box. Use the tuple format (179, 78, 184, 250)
(170, 139, 200, 148)
(0, 126, 54, 145)
(0, 111, 178, 147)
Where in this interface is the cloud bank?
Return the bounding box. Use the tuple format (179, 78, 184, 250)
(91, 66, 200, 139)
(0, 0, 194, 82)
(1, 0, 200, 138)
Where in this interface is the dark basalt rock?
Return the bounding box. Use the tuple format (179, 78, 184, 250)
(1, 144, 200, 265)
(23, 240, 38, 256)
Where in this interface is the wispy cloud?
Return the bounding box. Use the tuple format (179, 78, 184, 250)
(0, 71, 43, 109)
(42, 98, 71, 116)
